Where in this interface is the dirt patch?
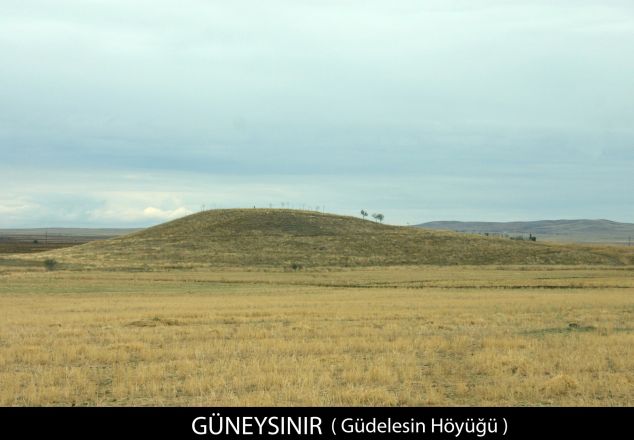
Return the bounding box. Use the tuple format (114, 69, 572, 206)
(127, 316, 183, 327)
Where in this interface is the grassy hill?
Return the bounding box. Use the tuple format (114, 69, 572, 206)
(32, 209, 634, 269)
(417, 219, 634, 244)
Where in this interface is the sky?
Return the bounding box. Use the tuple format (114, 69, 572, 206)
(1, 0, 633, 227)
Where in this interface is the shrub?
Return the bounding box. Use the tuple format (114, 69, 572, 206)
(44, 259, 58, 271)
(290, 263, 303, 271)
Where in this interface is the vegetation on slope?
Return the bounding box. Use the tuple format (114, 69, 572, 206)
(35, 209, 634, 269)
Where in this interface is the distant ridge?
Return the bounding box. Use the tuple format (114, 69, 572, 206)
(0, 228, 141, 237)
(0, 228, 143, 254)
(32, 209, 634, 268)
(416, 219, 634, 244)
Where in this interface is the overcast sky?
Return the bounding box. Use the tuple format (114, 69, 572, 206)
(1, 0, 633, 227)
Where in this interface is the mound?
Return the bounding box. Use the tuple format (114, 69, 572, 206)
(44, 209, 632, 269)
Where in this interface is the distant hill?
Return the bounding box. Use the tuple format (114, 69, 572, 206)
(0, 228, 141, 237)
(0, 228, 142, 254)
(27, 209, 634, 269)
(415, 220, 634, 244)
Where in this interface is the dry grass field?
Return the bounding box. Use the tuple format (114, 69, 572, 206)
(1, 210, 633, 406)
(1, 264, 633, 406)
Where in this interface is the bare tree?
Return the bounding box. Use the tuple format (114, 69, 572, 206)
(372, 213, 384, 223)
(360, 209, 368, 220)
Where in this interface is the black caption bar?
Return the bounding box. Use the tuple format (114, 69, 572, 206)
(1, 407, 631, 439)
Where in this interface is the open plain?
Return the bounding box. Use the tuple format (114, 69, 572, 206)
(1, 210, 633, 406)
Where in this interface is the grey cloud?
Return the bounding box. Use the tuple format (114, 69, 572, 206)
(0, 1, 633, 226)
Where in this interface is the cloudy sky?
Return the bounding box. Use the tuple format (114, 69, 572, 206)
(1, 0, 633, 227)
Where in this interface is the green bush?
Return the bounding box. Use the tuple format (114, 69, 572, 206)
(43, 259, 58, 271)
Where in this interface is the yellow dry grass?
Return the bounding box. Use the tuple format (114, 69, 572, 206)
(1, 265, 633, 406)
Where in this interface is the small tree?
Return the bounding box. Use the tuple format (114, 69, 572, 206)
(372, 213, 384, 223)
(360, 209, 368, 220)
